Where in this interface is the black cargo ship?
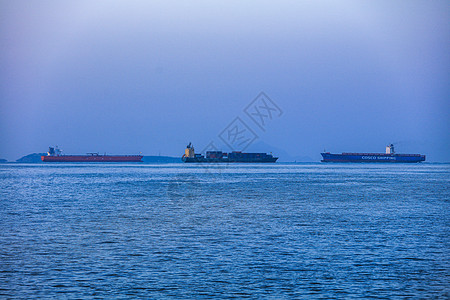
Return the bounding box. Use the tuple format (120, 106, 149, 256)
(321, 144, 425, 163)
(182, 143, 278, 163)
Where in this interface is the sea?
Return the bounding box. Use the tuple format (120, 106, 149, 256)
(0, 163, 449, 298)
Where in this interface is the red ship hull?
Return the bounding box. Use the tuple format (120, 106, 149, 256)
(41, 155, 143, 162)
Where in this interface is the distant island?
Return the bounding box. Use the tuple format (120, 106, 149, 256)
(16, 153, 182, 163)
(16, 153, 47, 163)
(142, 156, 182, 163)
(0, 158, 7, 163)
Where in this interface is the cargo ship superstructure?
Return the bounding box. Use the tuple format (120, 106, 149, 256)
(41, 146, 143, 162)
(321, 144, 425, 163)
(182, 143, 278, 163)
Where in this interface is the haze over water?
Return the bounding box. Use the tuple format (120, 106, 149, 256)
(1, 1, 449, 161)
(1, 163, 449, 298)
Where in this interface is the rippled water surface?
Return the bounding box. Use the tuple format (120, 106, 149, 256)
(1, 163, 449, 298)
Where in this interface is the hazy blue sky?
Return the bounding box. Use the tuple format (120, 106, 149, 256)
(1, 1, 449, 161)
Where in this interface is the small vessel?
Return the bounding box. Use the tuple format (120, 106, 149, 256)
(182, 143, 278, 163)
(321, 144, 425, 163)
(41, 146, 143, 162)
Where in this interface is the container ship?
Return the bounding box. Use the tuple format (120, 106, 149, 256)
(182, 143, 278, 163)
(321, 144, 425, 163)
(41, 146, 143, 162)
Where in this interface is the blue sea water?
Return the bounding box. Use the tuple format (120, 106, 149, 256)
(0, 163, 449, 298)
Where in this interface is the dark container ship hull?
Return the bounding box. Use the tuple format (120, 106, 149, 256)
(183, 157, 278, 163)
(321, 153, 425, 163)
(182, 143, 278, 163)
(41, 155, 143, 162)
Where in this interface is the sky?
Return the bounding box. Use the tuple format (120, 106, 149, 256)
(1, 0, 449, 162)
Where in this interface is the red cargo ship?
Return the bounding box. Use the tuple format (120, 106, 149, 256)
(41, 146, 143, 162)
